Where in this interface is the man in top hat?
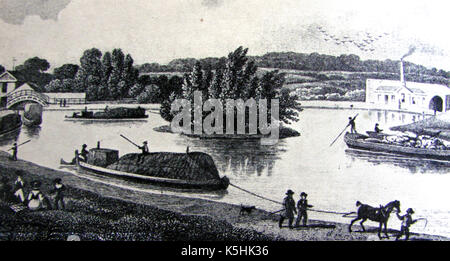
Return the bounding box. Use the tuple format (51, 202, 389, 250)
(374, 123, 383, 133)
(279, 189, 297, 229)
(80, 144, 89, 162)
(139, 141, 149, 155)
(50, 178, 66, 210)
(10, 142, 18, 161)
(396, 208, 418, 241)
(295, 192, 313, 227)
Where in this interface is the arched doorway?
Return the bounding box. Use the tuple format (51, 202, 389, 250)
(429, 96, 443, 112)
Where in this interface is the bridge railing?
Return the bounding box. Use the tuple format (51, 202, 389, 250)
(6, 90, 49, 107)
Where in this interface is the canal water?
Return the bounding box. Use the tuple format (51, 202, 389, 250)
(1, 106, 449, 238)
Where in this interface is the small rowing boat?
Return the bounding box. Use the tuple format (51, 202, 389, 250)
(344, 132, 450, 161)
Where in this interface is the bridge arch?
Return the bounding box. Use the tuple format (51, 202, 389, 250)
(429, 96, 443, 112)
(6, 90, 49, 109)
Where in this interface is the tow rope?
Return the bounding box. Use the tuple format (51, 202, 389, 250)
(229, 182, 356, 217)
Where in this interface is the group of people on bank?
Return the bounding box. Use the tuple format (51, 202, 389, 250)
(0, 173, 66, 211)
(278, 189, 419, 240)
(279, 190, 313, 229)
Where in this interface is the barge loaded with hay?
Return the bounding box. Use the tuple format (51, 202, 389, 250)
(76, 146, 230, 191)
(65, 106, 148, 121)
(344, 132, 450, 161)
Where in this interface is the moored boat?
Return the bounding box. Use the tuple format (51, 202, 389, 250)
(75, 147, 229, 191)
(65, 106, 148, 120)
(344, 132, 450, 161)
(23, 103, 43, 126)
(0, 112, 22, 136)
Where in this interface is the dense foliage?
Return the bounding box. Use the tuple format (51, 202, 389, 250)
(160, 47, 302, 130)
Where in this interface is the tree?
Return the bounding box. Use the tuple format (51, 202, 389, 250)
(128, 83, 145, 98)
(74, 48, 103, 96)
(120, 54, 139, 98)
(53, 64, 79, 80)
(14, 57, 53, 89)
(44, 79, 62, 92)
(136, 84, 160, 103)
(108, 49, 125, 99)
(17, 57, 50, 73)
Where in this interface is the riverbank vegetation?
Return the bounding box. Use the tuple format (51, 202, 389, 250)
(0, 162, 276, 241)
(1, 50, 448, 103)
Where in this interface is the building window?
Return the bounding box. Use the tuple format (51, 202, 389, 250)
(412, 97, 416, 105)
(391, 95, 395, 101)
(384, 95, 389, 105)
(1, 83, 7, 93)
(401, 93, 405, 103)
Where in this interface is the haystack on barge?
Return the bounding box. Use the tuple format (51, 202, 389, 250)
(65, 107, 148, 121)
(344, 132, 450, 161)
(77, 147, 229, 191)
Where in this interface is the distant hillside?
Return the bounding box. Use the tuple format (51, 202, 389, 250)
(136, 52, 449, 102)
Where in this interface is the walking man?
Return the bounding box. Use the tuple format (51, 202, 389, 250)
(50, 178, 66, 210)
(279, 189, 297, 229)
(295, 192, 313, 227)
(396, 208, 418, 241)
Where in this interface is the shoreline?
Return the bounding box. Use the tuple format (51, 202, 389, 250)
(0, 152, 447, 241)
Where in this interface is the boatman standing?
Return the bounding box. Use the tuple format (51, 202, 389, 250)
(348, 116, 357, 134)
(10, 142, 18, 161)
(139, 141, 149, 155)
(279, 189, 297, 229)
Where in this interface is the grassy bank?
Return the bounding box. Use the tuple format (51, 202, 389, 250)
(0, 152, 448, 241)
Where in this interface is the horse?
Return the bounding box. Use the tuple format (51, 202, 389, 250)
(348, 200, 400, 239)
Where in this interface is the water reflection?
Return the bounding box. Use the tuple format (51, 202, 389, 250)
(345, 149, 450, 174)
(23, 125, 41, 138)
(0, 127, 21, 146)
(368, 110, 426, 126)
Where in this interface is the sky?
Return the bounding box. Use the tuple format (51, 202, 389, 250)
(0, 0, 449, 71)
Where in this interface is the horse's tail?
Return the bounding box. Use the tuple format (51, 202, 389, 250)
(356, 201, 362, 207)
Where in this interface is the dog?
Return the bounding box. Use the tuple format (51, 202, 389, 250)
(239, 205, 256, 215)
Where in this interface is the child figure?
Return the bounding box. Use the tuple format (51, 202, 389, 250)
(396, 208, 417, 241)
(50, 178, 66, 210)
(295, 192, 313, 227)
